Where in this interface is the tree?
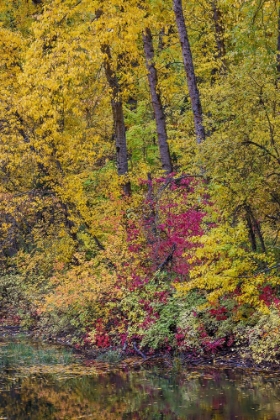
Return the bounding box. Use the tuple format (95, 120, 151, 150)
(142, 28, 173, 174)
(211, 0, 226, 71)
(173, 0, 206, 144)
(102, 45, 131, 196)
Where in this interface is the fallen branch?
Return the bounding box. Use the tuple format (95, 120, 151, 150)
(132, 341, 147, 359)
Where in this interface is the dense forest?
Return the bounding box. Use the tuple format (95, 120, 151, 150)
(0, 0, 280, 364)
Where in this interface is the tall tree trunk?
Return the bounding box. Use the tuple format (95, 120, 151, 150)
(142, 28, 173, 174)
(173, 0, 206, 144)
(211, 0, 226, 75)
(211, 1, 226, 61)
(102, 45, 131, 196)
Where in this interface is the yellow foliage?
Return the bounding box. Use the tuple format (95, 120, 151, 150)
(175, 221, 278, 308)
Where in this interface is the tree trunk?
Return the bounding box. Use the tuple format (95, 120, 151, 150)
(211, 1, 226, 61)
(173, 0, 206, 144)
(245, 204, 266, 253)
(245, 206, 257, 252)
(277, 2, 280, 76)
(142, 28, 173, 174)
(211, 0, 226, 75)
(102, 45, 131, 196)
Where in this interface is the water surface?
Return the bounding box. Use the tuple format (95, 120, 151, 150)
(0, 334, 280, 419)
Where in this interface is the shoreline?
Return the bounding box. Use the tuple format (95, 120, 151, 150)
(1, 324, 279, 375)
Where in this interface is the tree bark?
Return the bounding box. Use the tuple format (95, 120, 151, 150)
(211, 0, 226, 76)
(244, 204, 266, 253)
(211, 1, 226, 61)
(173, 0, 206, 144)
(102, 45, 131, 196)
(142, 28, 173, 174)
(277, 2, 280, 76)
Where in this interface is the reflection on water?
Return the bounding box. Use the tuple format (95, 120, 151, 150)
(0, 335, 280, 419)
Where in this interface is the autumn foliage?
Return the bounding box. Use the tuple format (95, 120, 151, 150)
(0, 0, 279, 364)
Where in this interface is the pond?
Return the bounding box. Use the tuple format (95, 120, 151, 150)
(0, 333, 280, 419)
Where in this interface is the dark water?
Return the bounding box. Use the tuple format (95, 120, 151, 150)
(0, 335, 280, 419)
